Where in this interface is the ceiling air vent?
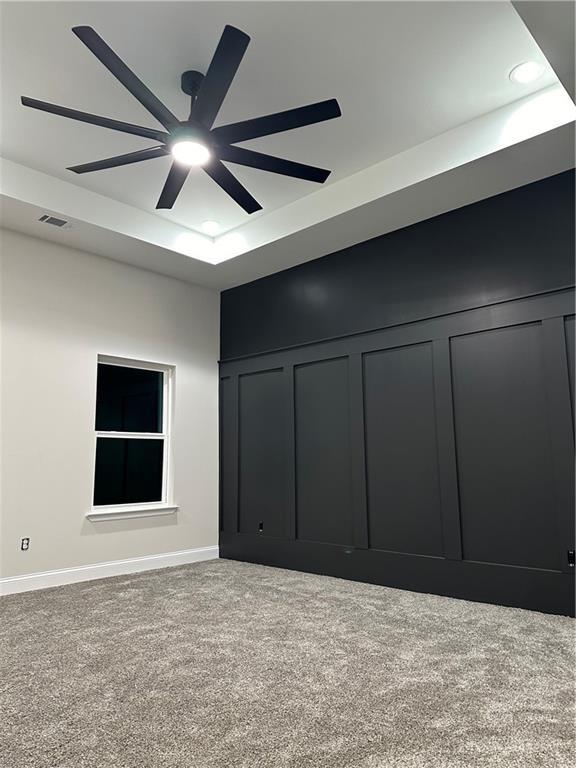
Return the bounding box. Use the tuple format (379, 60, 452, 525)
(38, 214, 70, 228)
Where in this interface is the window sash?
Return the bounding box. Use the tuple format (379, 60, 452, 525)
(93, 355, 173, 509)
(95, 432, 167, 439)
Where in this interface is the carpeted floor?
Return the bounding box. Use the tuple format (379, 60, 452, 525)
(1, 559, 574, 768)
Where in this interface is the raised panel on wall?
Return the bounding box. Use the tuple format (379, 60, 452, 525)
(220, 290, 575, 614)
(219, 376, 237, 533)
(363, 343, 444, 556)
(451, 323, 561, 571)
(565, 315, 575, 430)
(294, 357, 353, 545)
(238, 369, 287, 537)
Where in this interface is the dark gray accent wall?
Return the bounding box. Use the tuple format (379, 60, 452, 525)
(221, 171, 575, 360)
(295, 358, 353, 546)
(364, 343, 443, 557)
(451, 324, 562, 571)
(238, 369, 287, 538)
(566, 315, 575, 428)
(219, 172, 575, 615)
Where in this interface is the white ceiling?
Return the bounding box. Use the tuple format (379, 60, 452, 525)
(0, 1, 574, 288)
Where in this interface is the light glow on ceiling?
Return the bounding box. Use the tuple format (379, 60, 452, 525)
(172, 230, 249, 265)
(174, 230, 212, 259)
(211, 232, 248, 264)
(509, 61, 544, 84)
(200, 220, 220, 236)
(171, 140, 210, 166)
(500, 87, 576, 146)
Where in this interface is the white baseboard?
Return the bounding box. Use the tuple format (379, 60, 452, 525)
(0, 545, 219, 596)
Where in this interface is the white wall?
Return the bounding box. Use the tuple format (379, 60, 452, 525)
(0, 228, 219, 581)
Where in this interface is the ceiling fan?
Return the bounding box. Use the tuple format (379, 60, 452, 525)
(21, 25, 342, 214)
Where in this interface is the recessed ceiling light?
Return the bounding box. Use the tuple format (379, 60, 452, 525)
(201, 220, 220, 236)
(171, 140, 211, 166)
(509, 61, 544, 84)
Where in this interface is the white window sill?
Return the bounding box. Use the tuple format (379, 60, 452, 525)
(86, 504, 178, 522)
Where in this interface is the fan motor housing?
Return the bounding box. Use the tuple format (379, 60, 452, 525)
(181, 70, 204, 97)
(168, 122, 212, 149)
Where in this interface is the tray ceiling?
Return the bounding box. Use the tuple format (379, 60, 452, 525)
(1, 1, 574, 288)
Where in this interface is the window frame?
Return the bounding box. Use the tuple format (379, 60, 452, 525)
(87, 354, 177, 521)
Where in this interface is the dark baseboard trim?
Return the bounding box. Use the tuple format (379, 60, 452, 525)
(220, 533, 575, 617)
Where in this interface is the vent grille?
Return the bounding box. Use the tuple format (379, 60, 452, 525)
(38, 214, 69, 228)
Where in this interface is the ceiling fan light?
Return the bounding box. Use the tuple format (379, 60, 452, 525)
(171, 140, 211, 166)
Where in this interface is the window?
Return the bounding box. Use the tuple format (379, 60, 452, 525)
(90, 356, 175, 519)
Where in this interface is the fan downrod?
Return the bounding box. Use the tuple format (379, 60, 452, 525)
(181, 70, 204, 97)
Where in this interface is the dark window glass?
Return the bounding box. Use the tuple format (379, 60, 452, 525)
(96, 364, 163, 433)
(93, 438, 164, 505)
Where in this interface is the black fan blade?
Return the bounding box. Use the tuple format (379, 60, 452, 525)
(68, 146, 168, 174)
(190, 25, 250, 128)
(204, 159, 261, 213)
(72, 26, 178, 130)
(156, 162, 190, 209)
(218, 145, 331, 183)
(21, 97, 169, 142)
(212, 99, 341, 144)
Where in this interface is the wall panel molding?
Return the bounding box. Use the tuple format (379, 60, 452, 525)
(238, 368, 287, 538)
(363, 342, 443, 557)
(220, 288, 575, 615)
(219, 374, 239, 534)
(349, 354, 369, 549)
(294, 357, 354, 546)
(432, 339, 463, 560)
(450, 322, 562, 571)
(220, 175, 574, 614)
(541, 317, 576, 573)
(284, 364, 297, 541)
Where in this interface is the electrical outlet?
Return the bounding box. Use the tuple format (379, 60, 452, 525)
(20, 537, 30, 551)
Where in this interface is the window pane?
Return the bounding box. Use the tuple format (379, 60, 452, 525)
(93, 438, 164, 505)
(96, 364, 163, 432)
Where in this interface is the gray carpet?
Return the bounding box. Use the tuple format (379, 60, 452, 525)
(1, 559, 574, 768)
